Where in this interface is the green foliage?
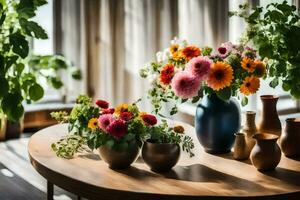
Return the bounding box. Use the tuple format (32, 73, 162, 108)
(231, 1, 300, 98)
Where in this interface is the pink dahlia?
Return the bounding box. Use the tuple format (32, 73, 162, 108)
(98, 114, 114, 131)
(186, 56, 212, 80)
(106, 119, 128, 139)
(171, 71, 201, 99)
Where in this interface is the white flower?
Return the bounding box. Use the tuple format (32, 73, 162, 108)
(171, 37, 188, 48)
(156, 51, 163, 62)
(148, 74, 158, 86)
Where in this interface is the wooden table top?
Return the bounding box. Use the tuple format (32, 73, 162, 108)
(28, 122, 300, 200)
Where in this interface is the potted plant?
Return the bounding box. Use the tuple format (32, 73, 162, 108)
(51, 95, 149, 169)
(140, 38, 266, 153)
(230, 1, 300, 98)
(0, 0, 81, 139)
(142, 120, 194, 172)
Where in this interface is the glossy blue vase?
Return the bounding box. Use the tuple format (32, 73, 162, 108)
(195, 94, 241, 154)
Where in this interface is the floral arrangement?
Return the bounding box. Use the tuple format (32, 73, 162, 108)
(51, 95, 194, 158)
(140, 38, 267, 115)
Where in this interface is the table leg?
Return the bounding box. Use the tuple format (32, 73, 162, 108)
(47, 181, 54, 200)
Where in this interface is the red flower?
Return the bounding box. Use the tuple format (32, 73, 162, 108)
(106, 119, 128, 139)
(141, 114, 157, 126)
(95, 99, 109, 109)
(160, 64, 175, 85)
(102, 108, 115, 114)
(119, 112, 133, 121)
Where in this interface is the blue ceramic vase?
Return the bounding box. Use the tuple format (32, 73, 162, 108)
(195, 94, 241, 154)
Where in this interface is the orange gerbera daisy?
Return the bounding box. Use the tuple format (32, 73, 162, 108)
(254, 60, 266, 77)
(241, 57, 256, 73)
(240, 76, 260, 95)
(170, 44, 179, 54)
(160, 64, 175, 85)
(207, 62, 233, 91)
(181, 46, 201, 61)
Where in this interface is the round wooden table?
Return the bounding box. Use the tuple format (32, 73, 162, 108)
(28, 122, 300, 200)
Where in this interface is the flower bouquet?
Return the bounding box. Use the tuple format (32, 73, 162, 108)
(51, 95, 149, 169)
(140, 38, 266, 153)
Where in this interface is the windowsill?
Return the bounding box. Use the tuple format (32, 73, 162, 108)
(24, 102, 74, 113)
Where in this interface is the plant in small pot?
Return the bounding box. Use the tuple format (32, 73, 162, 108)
(51, 95, 148, 169)
(140, 38, 266, 153)
(142, 119, 195, 172)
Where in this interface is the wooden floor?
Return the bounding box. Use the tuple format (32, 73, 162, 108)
(0, 133, 78, 200)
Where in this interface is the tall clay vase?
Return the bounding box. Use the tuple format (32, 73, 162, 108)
(250, 133, 281, 171)
(258, 95, 282, 137)
(280, 118, 300, 157)
(195, 94, 241, 154)
(242, 111, 257, 153)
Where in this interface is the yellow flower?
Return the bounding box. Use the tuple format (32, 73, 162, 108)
(172, 50, 186, 62)
(207, 61, 233, 91)
(254, 60, 266, 77)
(241, 57, 256, 73)
(114, 103, 129, 115)
(88, 118, 98, 130)
(170, 44, 179, 54)
(240, 76, 260, 95)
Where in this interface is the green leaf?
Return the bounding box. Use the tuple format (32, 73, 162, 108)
(71, 69, 82, 80)
(291, 86, 300, 99)
(29, 83, 44, 101)
(0, 76, 8, 97)
(258, 44, 272, 59)
(1, 93, 24, 122)
(16, 63, 25, 75)
(19, 18, 48, 39)
(269, 78, 279, 88)
(282, 81, 291, 91)
(241, 96, 248, 106)
(216, 87, 231, 101)
(16, 0, 35, 19)
(0, 12, 5, 26)
(48, 76, 63, 89)
(9, 32, 29, 58)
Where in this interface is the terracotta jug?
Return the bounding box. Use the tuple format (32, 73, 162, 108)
(233, 133, 249, 160)
(281, 118, 300, 157)
(242, 111, 257, 152)
(258, 95, 282, 136)
(250, 133, 281, 171)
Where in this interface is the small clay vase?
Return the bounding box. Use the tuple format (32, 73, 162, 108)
(250, 133, 281, 171)
(233, 133, 249, 160)
(142, 140, 180, 172)
(242, 111, 257, 152)
(98, 141, 140, 169)
(258, 95, 282, 137)
(0, 115, 7, 141)
(280, 118, 300, 157)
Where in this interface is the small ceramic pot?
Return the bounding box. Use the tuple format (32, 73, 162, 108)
(281, 118, 300, 157)
(233, 133, 249, 160)
(142, 140, 180, 172)
(98, 142, 140, 169)
(250, 133, 281, 171)
(258, 95, 282, 136)
(0, 115, 7, 141)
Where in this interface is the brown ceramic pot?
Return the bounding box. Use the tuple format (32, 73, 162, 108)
(0, 115, 7, 141)
(281, 118, 300, 157)
(258, 95, 282, 136)
(250, 133, 281, 171)
(142, 140, 180, 172)
(233, 133, 249, 160)
(242, 111, 257, 152)
(98, 142, 140, 169)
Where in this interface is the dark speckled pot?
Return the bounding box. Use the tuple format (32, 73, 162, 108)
(195, 94, 241, 154)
